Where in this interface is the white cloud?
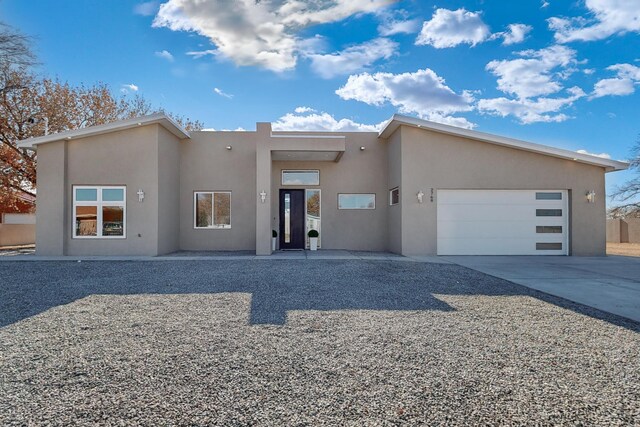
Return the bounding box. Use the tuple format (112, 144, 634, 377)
(214, 87, 233, 99)
(541, 1, 550, 8)
(134, 1, 159, 16)
(498, 24, 533, 45)
(308, 38, 398, 79)
(153, 0, 394, 72)
(376, 9, 421, 36)
(272, 109, 384, 132)
(591, 63, 640, 98)
(336, 68, 476, 129)
(416, 8, 491, 48)
(120, 83, 139, 93)
(478, 86, 586, 124)
(576, 149, 611, 159)
(549, 0, 640, 43)
(186, 49, 217, 59)
(294, 106, 316, 114)
(155, 50, 174, 62)
(485, 45, 579, 99)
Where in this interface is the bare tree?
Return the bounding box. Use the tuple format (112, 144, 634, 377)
(609, 137, 640, 218)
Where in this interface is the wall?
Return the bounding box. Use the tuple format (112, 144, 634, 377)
(387, 129, 402, 254)
(607, 218, 640, 243)
(2, 213, 36, 224)
(397, 125, 607, 256)
(35, 141, 67, 255)
(270, 133, 388, 251)
(179, 131, 257, 251)
(157, 126, 182, 255)
(0, 224, 35, 246)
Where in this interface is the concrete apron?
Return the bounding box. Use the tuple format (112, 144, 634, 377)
(444, 255, 640, 323)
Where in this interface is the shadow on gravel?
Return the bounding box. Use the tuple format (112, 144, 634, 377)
(1, 260, 639, 331)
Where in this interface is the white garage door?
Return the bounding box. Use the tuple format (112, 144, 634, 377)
(437, 190, 568, 255)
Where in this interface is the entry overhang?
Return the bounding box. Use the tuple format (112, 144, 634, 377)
(269, 134, 346, 162)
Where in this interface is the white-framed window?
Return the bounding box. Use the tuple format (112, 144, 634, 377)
(194, 191, 231, 229)
(389, 187, 399, 206)
(73, 186, 126, 239)
(282, 170, 320, 186)
(338, 193, 376, 210)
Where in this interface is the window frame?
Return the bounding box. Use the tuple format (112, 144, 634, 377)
(193, 191, 232, 229)
(281, 170, 320, 186)
(389, 187, 399, 206)
(337, 193, 376, 210)
(72, 185, 126, 239)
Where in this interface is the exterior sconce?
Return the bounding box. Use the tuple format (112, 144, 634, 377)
(417, 191, 425, 203)
(260, 190, 267, 203)
(586, 190, 596, 203)
(360, 146, 365, 151)
(226, 145, 232, 150)
(137, 189, 145, 202)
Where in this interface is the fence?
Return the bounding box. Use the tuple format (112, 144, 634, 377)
(606, 218, 640, 243)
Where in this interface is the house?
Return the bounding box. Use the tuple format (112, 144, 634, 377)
(18, 113, 627, 257)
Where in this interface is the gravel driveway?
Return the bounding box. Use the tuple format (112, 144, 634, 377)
(1, 260, 639, 425)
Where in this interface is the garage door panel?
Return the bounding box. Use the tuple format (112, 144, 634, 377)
(437, 190, 568, 256)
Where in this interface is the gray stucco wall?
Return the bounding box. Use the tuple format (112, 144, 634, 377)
(396, 125, 607, 256)
(157, 126, 182, 255)
(607, 218, 640, 243)
(387, 129, 402, 254)
(270, 132, 388, 251)
(35, 141, 67, 255)
(179, 131, 257, 251)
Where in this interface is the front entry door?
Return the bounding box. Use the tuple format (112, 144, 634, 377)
(280, 189, 305, 250)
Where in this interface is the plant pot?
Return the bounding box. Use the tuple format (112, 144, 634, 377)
(309, 237, 318, 251)
(272, 237, 277, 251)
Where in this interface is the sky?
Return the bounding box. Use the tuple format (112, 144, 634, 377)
(2, 0, 639, 202)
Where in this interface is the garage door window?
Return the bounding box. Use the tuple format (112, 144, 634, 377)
(536, 209, 562, 216)
(536, 226, 563, 233)
(536, 243, 563, 250)
(536, 192, 562, 200)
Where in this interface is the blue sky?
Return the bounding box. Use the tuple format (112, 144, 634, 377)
(2, 0, 639, 200)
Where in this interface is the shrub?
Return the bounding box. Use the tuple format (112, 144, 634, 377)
(308, 229, 319, 238)
(272, 230, 277, 238)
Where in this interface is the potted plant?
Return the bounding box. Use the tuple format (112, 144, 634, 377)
(308, 229, 319, 251)
(272, 230, 277, 251)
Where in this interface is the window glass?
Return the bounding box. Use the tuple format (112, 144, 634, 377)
(536, 192, 562, 200)
(282, 170, 319, 186)
(214, 192, 231, 227)
(536, 226, 563, 233)
(536, 209, 563, 217)
(306, 190, 321, 248)
(536, 242, 562, 250)
(195, 193, 213, 227)
(338, 194, 375, 210)
(102, 206, 124, 236)
(75, 206, 97, 236)
(102, 188, 125, 202)
(390, 188, 399, 205)
(76, 188, 97, 202)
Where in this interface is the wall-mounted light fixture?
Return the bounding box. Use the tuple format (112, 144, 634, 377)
(360, 146, 365, 151)
(137, 189, 145, 203)
(260, 190, 267, 203)
(226, 145, 232, 150)
(417, 190, 425, 204)
(586, 190, 596, 203)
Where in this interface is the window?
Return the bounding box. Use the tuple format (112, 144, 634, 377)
(389, 187, 399, 205)
(194, 192, 231, 229)
(536, 209, 563, 217)
(536, 226, 563, 234)
(73, 186, 125, 238)
(306, 189, 321, 249)
(536, 242, 563, 250)
(282, 170, 319, 186)
(536, 192, 562, 200)
(338, 194, 375, 210)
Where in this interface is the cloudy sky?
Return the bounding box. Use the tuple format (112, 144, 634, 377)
(3, 0, 639, 195)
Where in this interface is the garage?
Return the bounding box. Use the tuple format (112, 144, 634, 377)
(437, 190, 568, 255)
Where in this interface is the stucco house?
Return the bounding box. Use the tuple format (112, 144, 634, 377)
(18, 113, 627, 257)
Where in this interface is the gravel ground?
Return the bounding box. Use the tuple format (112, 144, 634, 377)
(1, 260, 639, 426)
(607, 243, 640, 257)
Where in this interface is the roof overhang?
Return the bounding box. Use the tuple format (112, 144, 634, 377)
(270, 134, 346, 162)
(379, 114, 629, 172)
(17, 113, 191, 150)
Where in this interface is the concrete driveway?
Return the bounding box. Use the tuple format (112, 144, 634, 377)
(444, 255, 640, 323)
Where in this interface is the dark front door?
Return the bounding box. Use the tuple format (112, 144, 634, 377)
(280, 189, 305, 250)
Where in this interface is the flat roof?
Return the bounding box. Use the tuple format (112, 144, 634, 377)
(17, 113, 190, 149)
(379, 114, 628, 172)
